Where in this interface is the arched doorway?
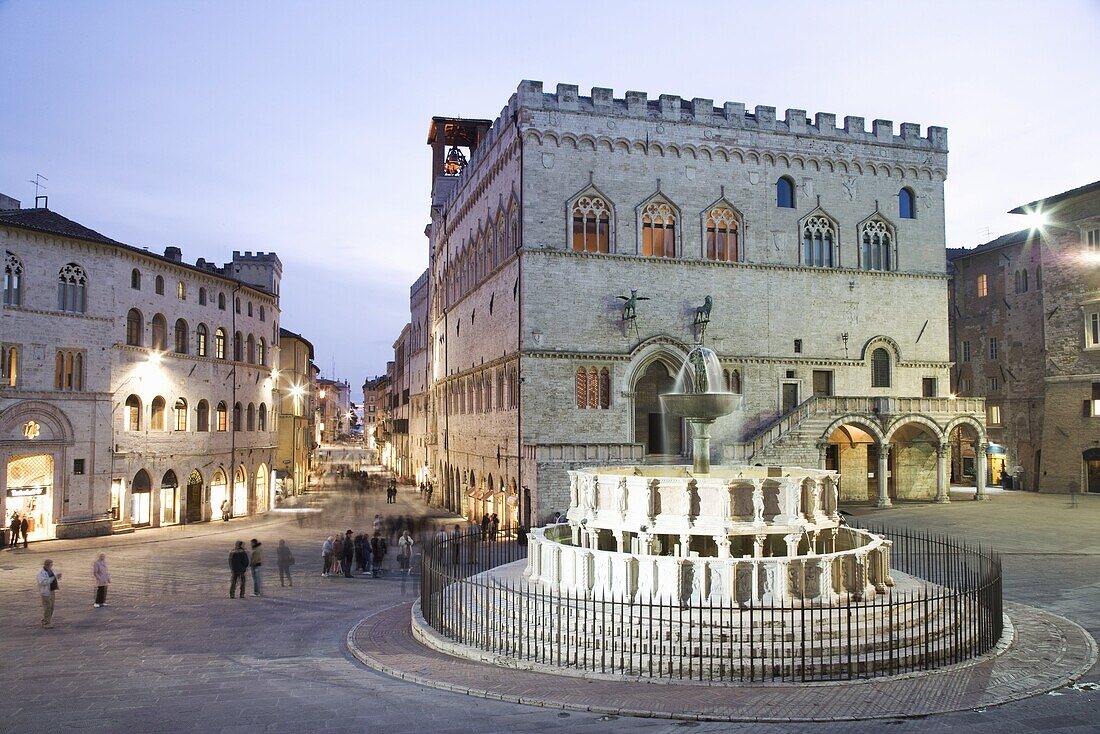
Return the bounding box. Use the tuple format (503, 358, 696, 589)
(1085, 449, 1100, 493)
(948, 422, 981, 485)
(255, 464, 269, 513)
(6, 453, 55, 541)
(634, 360, 681, 456)
(185, 470, 204, 523)
(824, 420, 882, 503)
(160, 470, 179, 526)
(232, 465, 248, 516)
(210, 467, 228, 519)
(131, 469, 152, 526)
(887, 421, 942, 501)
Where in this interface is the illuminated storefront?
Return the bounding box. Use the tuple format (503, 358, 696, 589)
(6, 453, 54, 541)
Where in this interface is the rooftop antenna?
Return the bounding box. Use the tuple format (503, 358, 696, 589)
(28, 173, 48, 208)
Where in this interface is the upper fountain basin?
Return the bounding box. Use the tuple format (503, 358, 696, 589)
(660, 392, 741, 421)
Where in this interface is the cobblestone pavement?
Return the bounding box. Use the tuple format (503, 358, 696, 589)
(1, 481, 1097, 733)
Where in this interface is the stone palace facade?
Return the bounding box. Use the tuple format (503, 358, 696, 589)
(412, 80, 987, 527)
(1, 199, 281, 539)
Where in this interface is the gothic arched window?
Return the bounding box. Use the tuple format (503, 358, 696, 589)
(705, 205, 740, 262)
(258, 403, 267, 431)
(155, 275, 164, 295)
(57, 263, 87, 313)
(130, 268, 141, 290)
(125, 395, 142, 431)
(860, 218, 894, 272)
(802, 215, 837, 268)
(571, 193, 611, 253)
(196, 323, 208, 357)
(215, 328, 227, 359)
(196, 399, 210, 431)
(640, 199, 677, 258)
(151, 396, 166, 431)
(216, 401, 228, 431)
(4, 252, 23, 307)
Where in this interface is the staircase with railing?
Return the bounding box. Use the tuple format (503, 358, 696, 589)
(727, 395, 986, 466)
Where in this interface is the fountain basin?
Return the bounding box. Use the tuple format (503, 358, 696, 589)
(660, 392, 741, 421)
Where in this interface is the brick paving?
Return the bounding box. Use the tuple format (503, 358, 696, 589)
(0, 481, 1097, 733)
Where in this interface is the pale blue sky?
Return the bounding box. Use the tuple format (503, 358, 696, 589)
(2, 1, 1097, 381)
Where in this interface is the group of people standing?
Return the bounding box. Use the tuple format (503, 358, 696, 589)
(479, 512, 502, 540)
(228, 539, 295, 597)
(8, 511, 30, 549)
(320, 525, 414, 578)
(35, 554, 111, 628)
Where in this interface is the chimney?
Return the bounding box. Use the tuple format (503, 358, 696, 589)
(164, 246, 183, 262)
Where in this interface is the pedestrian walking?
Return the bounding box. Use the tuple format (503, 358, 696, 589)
(92, 554, 110, 607)
(249, 539, 264, 596)
(321, 536, 334, 576)
(276, 540, 294, 587)
(480, 513, 490, 542)
(229, 541, 249, 598)
(8, 512, 19, 549)
(20, 515, 29, 548)
(397, 529, 414, 573)
(489, 513, 500, 541)
(221, 499, 231, 522)
(342, 530, 355, 578)
(37, 559, 61, 627)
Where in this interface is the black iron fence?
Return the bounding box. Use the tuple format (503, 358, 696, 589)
(419, 524, 1002, 682)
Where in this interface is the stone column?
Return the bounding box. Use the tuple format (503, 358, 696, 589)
(679, 533, 691, 557)
(783, 532, 800, 557)
(876, 442, 892, 508)
(816, 439, 828, 470)
(975, 442, 990, 501)
(753, 533, 767, 558)
(935, 442, 950, 503)
(714, 535, 731, 558)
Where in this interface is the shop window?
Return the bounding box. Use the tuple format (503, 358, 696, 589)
(3, 252, 23, 306)
(150, 396, 166, 431)
(2, 344, 18, 387)
(57, 262, 87, 313)
(174, 398, 188, 431)
(125, 395, 142, 431)
(871, 348, 891, 388)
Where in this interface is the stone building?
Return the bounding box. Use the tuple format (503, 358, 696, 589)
(1, 199, 281, 538)
(316, 377, 351, 443)
(276, 327, 319, 495)
(408, 81, 986, 527)
(362, 373, 389, 451)
(949, 181, 1100, 493)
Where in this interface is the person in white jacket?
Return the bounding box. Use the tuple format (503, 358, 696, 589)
(93, 554, 110, 607)
(37, 559, 61, 628)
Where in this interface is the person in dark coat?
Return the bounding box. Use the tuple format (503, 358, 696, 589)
(8, 512, 19, 550)
(276, 540, 294, 587)
(480, 513, 490, 542)
(229, 541, 250, 598)
(370, 532, 387, 577)
(353, 533, 365, 573)
(341, 530, 355, 577)
(20, 515, 29, 548)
